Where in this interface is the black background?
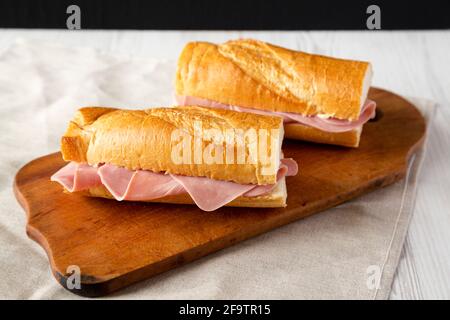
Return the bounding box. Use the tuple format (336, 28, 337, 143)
(1, 299, 444, 316)
(0, 0, 449, 30)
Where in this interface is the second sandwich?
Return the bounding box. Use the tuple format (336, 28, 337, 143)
(175, 39, 376, 147)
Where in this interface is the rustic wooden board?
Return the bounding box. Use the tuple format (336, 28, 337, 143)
(13, 88, 426, 297)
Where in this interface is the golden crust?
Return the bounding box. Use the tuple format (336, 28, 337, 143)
(61, 106, 284, 185)
(176, 39, 372, 121)
(284, 123, 361, 148)
(76, 177, 287, 208)
(61, 107, 117, 162)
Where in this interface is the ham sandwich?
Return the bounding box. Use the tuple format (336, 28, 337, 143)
(51, 106, 298, 211)
(175, 39, 376, 147)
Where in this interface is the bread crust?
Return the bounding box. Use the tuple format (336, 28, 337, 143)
(176, 39, 372, 121)
(74, 177, 287, 208)
(284, 123, 361, 147)
(61, 106, 284, 185)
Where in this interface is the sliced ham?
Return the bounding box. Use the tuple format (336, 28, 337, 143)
(50, 162, 102, 192)
(176, 95, 376, 133)
(243, 158, 298, 197)
(170, 174, 256, 211)
(51, 158, 298, 211)
(280, 158, 298, 176)
(124, 170, 185, 201)
(283, 100, 376, 132)
(97, 164, 135, 199)
(98, 164, 185, 201)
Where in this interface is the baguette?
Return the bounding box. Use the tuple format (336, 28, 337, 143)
(176, 39, 372, 121)
(175, 39, 374, 147)
(61, 106, 284, 185)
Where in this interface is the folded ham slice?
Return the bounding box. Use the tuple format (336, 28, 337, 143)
(50, 162, 102, 192)
(97, 165, 186, 201)
(170, 175, 256, 211)
(176, 95, 376, 133)
(51, 159, 298, 211)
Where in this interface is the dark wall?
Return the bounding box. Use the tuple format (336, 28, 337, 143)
(0, 0, 449, 30)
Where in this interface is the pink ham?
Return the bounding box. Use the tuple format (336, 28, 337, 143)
(243, 158, 298, 197)
(98, 164, 185, 201)
(170, 174, 256, 211)
(176, 95, 376, 133)
(50, 162, 102, 192)
(280, 158, 298, 176)
(172, 158, 298, 210)
(51, 158, 298, 211)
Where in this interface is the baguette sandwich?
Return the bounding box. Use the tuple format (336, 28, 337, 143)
(51, 106, 298, 211)
(175, 39, 376, 147)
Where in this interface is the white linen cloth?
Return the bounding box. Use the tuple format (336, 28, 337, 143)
(0, 40, 435, 299)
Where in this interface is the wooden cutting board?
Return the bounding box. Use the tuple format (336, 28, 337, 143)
(14, 88, 426, 297)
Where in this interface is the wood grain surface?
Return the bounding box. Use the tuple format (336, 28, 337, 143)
(13, 88, 426, 297)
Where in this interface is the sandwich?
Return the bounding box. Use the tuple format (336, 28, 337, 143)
(51, 106, 298, 211)
(175, 39, 376, 147)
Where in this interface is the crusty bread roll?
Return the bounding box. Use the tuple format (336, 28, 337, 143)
(61, 106, 284, 185)
(77, 177, 288, 208)
(175, 39, 373, 147)
(176, 39, 372, 121)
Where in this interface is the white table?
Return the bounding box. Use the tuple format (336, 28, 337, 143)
(0, 29, 449, 299)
